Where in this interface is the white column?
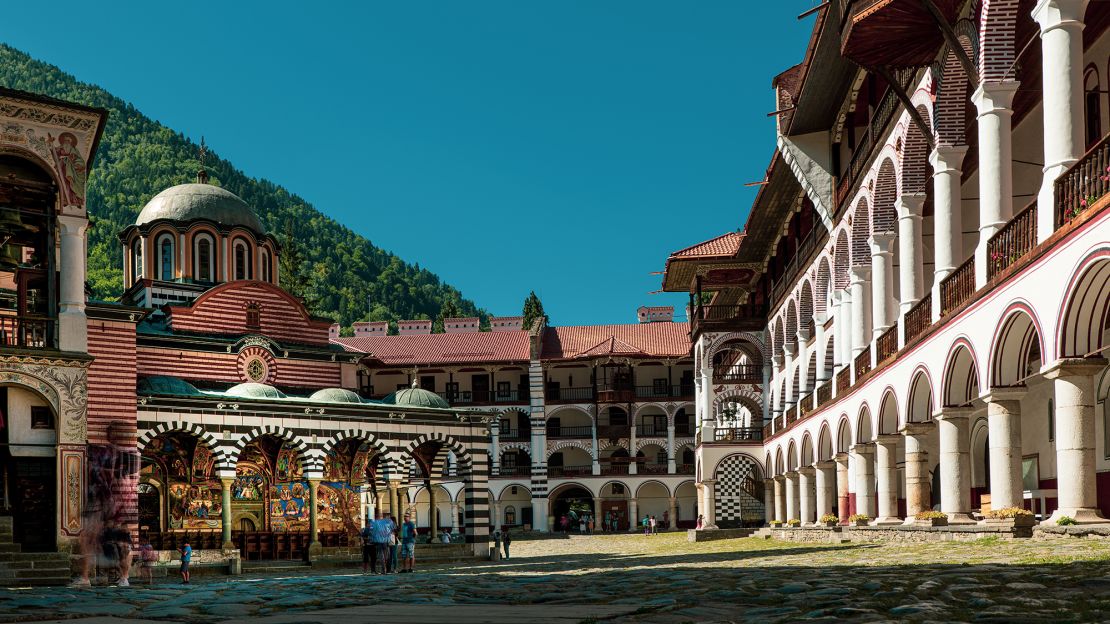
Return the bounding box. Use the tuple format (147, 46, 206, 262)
(701, 481, 717, 529)
(628, 419, 638, 475)
(796, 330, 810, 397)
(896, 194, 927, 323)
(773, 476, 786, 522)
(782, 344, 796, 408)
(449, 503, 459, 530)
(935, 407, 976, 523)
(814, 460, 836, 520)
(930, 145, 969, 321)
(699, 360, 715, 440)
(490, 426, 501, 477)
(835, 453, 850, 522)
(901, 422, 934, 521)
(873, 435, 901, 525)
(972, 80, 1020, 287)
(837, 289, 853, 371)
(1034, 0, 1090, 241)
(1043, 359, 1107, 524)
(798, 466, 816, 525)
(763, 479, 775, 525)
(814, 313, 829, 384)
(493, 502, 502, 532)
(57, 215, 89, 353)
(849, 265, 872, 359)
(984, 389, 1025, 511)
(850, 443, 875, 519)
(785, 472, 799, 521)
(666, 423, 676, 473)
(869, 232, 897, 341)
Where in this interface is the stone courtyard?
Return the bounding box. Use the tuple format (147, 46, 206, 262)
(1, 533, 1109, 623)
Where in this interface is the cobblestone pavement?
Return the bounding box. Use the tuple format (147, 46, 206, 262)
(3, 533, 1110, 623)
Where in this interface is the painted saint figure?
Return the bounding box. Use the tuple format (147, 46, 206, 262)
(51, 132, 86, 207)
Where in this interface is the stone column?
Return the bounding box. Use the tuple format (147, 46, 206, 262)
(593, 498, 603, 529)
(629, 497, 640, 531)
(782, 344, 796, 408)
(814, 313, 830, 384)
(701, 481, 717, 529)
(1043, 359, 1108, 524)
(773, 476, 786, 523)
(836, 289, 853, 374)
(896, 194, 927, 323)
(490, 426, 500, 477)
(850, 444, 875, 519)
(666, 423, 676, 473)
(849, 265, 872, 361)
(219, 474, 235, 549)
(814, 460, 836, 520)
(591, 422, 601, 475)
(1033, 0, 1090, 241)
(869, 232, 897, 341)
(972, 80, 1020, 287)
(929, 145, 969, 321)
(428, 483, 439, 539)
(785, 471, 799, 521)
(901, 422, 934, 521)
(449, 502, 459, 530)
(984, 388, 1026, 511)
(796, 331, 810, 397)
(57, 215, 89, 352)
(798, 466, 816, 525)
(873, 435, 901, 525)
(307, 477, 322, 556)
(763, 479, 775, 526)
(668, 496, 677, 529)
(388, 482, 401, 518)
(835, 453, 850, 522)
(628, 421, 638, 476)
(493, 501, 502, 532)
(699, 361, 716, 440)
(934, 408, 976, 523)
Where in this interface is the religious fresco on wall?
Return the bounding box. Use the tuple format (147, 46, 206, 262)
(232, 473, 265, 500)
(168, 483, 222, 529)
(191, 445, 214, 484)
(140, 433, 224, 530)
(317, 482, 361, 534)
(235, 437, 310, 533)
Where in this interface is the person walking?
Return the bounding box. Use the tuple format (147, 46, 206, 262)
(372, 514, 394, 574)
(400, 514, 417, 573)
(696, 514, 705, 529)
(360, 516, 376, 574)
(388, 515, 399, 573)
(139, 536, 156, 585)
(650, 515, 657, 535)
(642, 515, 650, 535)
(178, 541, 192, 584)
(502, 528, 512, 560)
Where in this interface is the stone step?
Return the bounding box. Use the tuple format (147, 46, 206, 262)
(3, 559, 71, 570)
(0, 567, 72, 580)
(240, 561, 311, 574)
(0, 543, 22, 553)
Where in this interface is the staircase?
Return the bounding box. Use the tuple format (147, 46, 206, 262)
(0, 518, 72, 586)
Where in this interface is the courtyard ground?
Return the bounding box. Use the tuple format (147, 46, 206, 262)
(2, 532, 1110, 622)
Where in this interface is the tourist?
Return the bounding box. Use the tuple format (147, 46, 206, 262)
(139, 536, 156, 585)
(587, 517, 594, 534)
(604, 512, 612, 532)
(579, 517, 586, 534)
(439, 528, 452, 544)
(178, 541, 191, 584)
(372, 514, 394, 574)
(492, 530, 502, 561)
(502, 527, 512, 560)
(72, 425, 139, 588)
(696, 514, 704, 529)
(400, 514, 417, 573)
(360, 516, 376, 574)
(559, 515, 569, 532)
(389, 515, 399, 573)
(642, 515, 650, 535)
(650, 515, 657, 534)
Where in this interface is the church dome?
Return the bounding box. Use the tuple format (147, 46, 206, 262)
(309, 388, 364, 404)
(138, 376, 201, 396)
(383, 387, 450, 409)
(226, 382, 287, 400)
(136, 183, 264, 233)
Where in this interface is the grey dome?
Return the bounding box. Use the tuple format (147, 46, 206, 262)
(136, 183, 264, 233)
(226, 382, 286, 399)
(383, 387, 450, 409)
(309, 388, 364, 404)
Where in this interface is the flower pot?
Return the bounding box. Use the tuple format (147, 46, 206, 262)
(851, 520, 869, 527)
(821, 520, 838, 528)
(915, 517, 948, 527)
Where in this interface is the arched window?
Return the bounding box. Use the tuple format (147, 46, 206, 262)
(245, 302, 261, 330)
(131, 239, 143, 281)
(195, 234, 214, 282)
(1085, 66, 1102, 149)
(157, 234, 174, 281)
(504, 505, 516, 526)
(233, 239, 252, 280)
(261, 248, 272, 283)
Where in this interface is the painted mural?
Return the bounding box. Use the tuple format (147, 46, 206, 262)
(140, 432, 223, 530)
(237, 437, 309, 533)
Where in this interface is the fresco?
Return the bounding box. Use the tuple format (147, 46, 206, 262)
(168, 483, 222, 529)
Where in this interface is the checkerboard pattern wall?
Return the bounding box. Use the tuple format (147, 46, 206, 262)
(714, 455, 764, 527)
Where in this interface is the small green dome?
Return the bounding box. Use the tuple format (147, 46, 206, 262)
(226, 382, 287, 399)
(309, 388, 363, 404)
(383, 387, 450, 409)
(136, 183, 264, 233)
(138, 376, 201, 396)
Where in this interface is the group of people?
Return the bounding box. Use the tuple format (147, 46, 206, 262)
(359, 513, 418, 574)
(558, 514, 594, 533)
(640, 515, 659, 535)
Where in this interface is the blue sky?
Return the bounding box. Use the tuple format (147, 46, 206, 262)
(1, 1, 813, 326)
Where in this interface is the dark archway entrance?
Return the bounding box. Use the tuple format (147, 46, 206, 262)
(550, 486, 593, 532)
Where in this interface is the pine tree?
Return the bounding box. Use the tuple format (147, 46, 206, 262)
(434, 299, 461, 333)
(521, 291, 546, 330)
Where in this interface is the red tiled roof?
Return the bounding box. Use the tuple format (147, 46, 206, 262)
(670, 232, 743, 259)
(541, 323, 691, 360)
(333, 331, 530, 365)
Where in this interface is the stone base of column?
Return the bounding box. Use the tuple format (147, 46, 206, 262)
(307, 541, 323, 559)
(1042, 507, 1107, 526)
(870, 516, 903, 526)
(945, 512, 978, 525)
(222, 540, 236, 551)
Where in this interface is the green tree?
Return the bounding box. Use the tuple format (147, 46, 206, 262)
(521, 291, 546, 330)
(434, 299, 461, 333)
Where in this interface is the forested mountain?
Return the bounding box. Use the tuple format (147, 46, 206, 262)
(0, 44, 487, 328)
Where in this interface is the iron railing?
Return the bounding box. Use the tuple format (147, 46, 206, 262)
(713, 427, 764, 442)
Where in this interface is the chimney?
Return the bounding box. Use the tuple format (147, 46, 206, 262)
(444, 317, 480, 333)
(490, 316, 524, 332)
(353, 321, 388, 337)
(329, 323, 340, 340)
(398, 319, 432, 335)
(637, 306, 674, 323)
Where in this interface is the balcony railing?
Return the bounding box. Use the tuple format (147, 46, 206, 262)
(600, 463, 630, 476)
(854, 345, 873, 378)
(634, 384, 693, 399)
(548, 465, 592, 478)
(638, 463, 669, 475)
(0, 315, 54, 350)
(834, 71, 912, 211)
(904, 294, 932, 344)
(798, 392, 815, 417)
(443, 388, 526, 404)
(597, 424, 631, 440)
(691, 302, 765, 336)
(771, 226, 830, 309)
(940, 256, 976, 315)
(988, 202, 1038, 281)
(875, 325, 898, 363)
(546, 426, 593, 439)
(496, 465, 532, 477)
(763, 421, 773, 439)
(785, 405, 798, 425)
(637, 423, 665, 437)
(544, 387, 595, 402)
(497, 429, 530, 441)
(675, 463, 695, 474)
(712, 364, 762, 384)
(817, 381, 832, 408)
(713, 427, 764, 442)
(1056, 132, 1110, 228)
(836, 367, 851, 393)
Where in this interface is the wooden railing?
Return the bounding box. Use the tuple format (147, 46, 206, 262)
(546, 426, 593, 439)
(817, 381, 832, 407)
(691, 302, 765, 336)
(836, 367, 851, 393)
(875, 325, 898, 363)
(0, 315, 54, 349)
(904, 294, 932, 344)
(799, 391, 814, 416)
(785, 405, 798, 425)
(545, 386, 595, 402)
(548, 465, 593, 478)
(770, 226, 829, 308)
(712, 364, 762, 384)
(1056, 132, 1110, 228)
(854, 345, 873, 378)
(834, 71, 912, 210)
(988, 202, 1038, 280)
(940, 256, 975, 315)
(714, 427, 764, 442)
(763, 421, 774, 439)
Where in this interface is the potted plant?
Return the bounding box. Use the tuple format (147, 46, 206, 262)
(984, 507, 1035, 527)
(914, 510, 949, 527)
(819, 513, 839, 528)
(786, 518, 801, 527)
(769, 520, 784, 528)
(847, 513, 870, 527)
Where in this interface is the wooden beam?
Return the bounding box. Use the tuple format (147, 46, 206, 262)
(920, 0, 979, 90)
(873, 65, 935, 151)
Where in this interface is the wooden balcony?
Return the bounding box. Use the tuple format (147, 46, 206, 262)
(0, 315, 54, 350)
(548, 465, 592, 478)
(634, 384, 693, 399)
(817, 381, 833, 409)
(544, 386, 595, 403)
(840, 0, 959, 68)
(546, 426, 593, 439)
(940, 256, 975, 315)
(771, 226, 830, 309)
(1056, 132, 1110, 228)
(798, 392, 815, 417)
(904, 294, 932, 344)
(988, 202, 1038, 281)
(690, 302, 765, 337)
(854, 345, 873, 378)
(875, 324, 898, 364)
(713, 427, 763, 443)
(836, 367, 851, 394)
(712, 364, 762, 384)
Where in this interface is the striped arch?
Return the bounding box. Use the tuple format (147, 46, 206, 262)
(545, 404, 595, 423)
(633, 402, 670, 420)
(229, 424, 313, 472)
(404, 432, 475, 477)
(872, 157, 899, 234)
(877, 386, 899, 435)
(933, 30, 977, 147)
(706, 330, 768, 363)
(547, 439, 593, 459)
(137, 421, 230, 470)
(798, 280, 815, 337)
(817, 422, 834, 462)
(900, 103, 933, 195)
(322, 428, 395, 476)
(1056, 246, 1110, 358)
(635, 438, 669, 453)
(834, 228, 851, 289)
(836, 414, 853, 453)
(815, 256, 832, 316)
(978, 0, 1019, 83)
(785, 299, 799, 349)
(851, 197, 871, 265)
(499, 441, 531, 454)
(800, 432, 815, 467)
